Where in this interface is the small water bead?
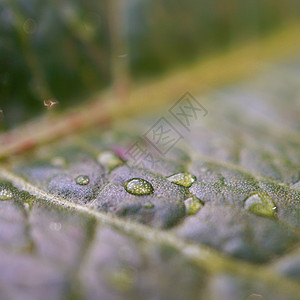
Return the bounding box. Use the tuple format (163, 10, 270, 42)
(167, 172, 196, 188)
(75, 175, 90, 185)
(97, 151, 123, 170)
(23, 18, 36, 34)
(49, 222, 62, 231)
(184, 196, 203, 215)
(124, 178, 154, 196)
(144, 201, 154, 209)
(244, 192, 277, 217)
(0, 187, 13, 200)
(51, 156, 67, 167)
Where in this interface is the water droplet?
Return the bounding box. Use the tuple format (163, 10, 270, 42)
(97, 151, 123, 170)
(51, 156, 66, 167)
(0, 187, 13, 200)
(75, 175, 90, 185)
(144, 201, 154, 209)
(23, 18, 36, 34)
(124, 178, 154, 195)
(244, 192, 277, 217)
(184, 196, 203, 215)
(24, 202, 30, 212)
(167, 172, 196, 188)
(49, 222, 62, 231)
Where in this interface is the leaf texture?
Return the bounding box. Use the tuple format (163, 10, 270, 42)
(0, 61, 300, 300)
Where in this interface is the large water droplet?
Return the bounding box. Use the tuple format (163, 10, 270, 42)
(184, 196, 203, 215)
(75, 175, 90, 185)
(167, 172, 196, 188)
(97, 151, 123, 170)
(0, 187, 13, 200)
(244, 192, 277, 217)
(124, 178, 154, 195)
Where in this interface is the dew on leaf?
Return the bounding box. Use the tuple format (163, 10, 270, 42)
(184, 196, 203, 215)
(75, 175, 90, 185)
(51, 156, 66, 167)
(23, 18, 36, 34)
(24, 202, 31, 212)
(97, 151, 123, 170)
(124, 178, 154, 195)
(144, 201, 154, 209)
(167, 172, 196, 188)
(244, 192, 277, 217)
(0, 187, 13, 200)
(49, 222, 62, 231)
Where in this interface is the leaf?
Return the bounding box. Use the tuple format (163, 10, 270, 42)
(1, 52, 300, 300)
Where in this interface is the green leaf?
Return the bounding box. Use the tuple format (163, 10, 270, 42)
(0, 57, 300, 300)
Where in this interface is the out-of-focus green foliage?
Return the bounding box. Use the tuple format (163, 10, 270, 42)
(0, 0, 299, 127)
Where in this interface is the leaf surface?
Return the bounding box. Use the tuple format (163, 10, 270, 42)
(0, 60, 300, 300)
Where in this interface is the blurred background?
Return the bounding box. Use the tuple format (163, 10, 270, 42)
(0, 0, 299, 129)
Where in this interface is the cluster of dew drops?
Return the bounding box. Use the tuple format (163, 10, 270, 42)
(0, 149, 277, 218)
(73, 151, 200, 213)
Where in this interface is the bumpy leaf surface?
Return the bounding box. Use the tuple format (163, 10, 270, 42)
(0, 61, 300, 300)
